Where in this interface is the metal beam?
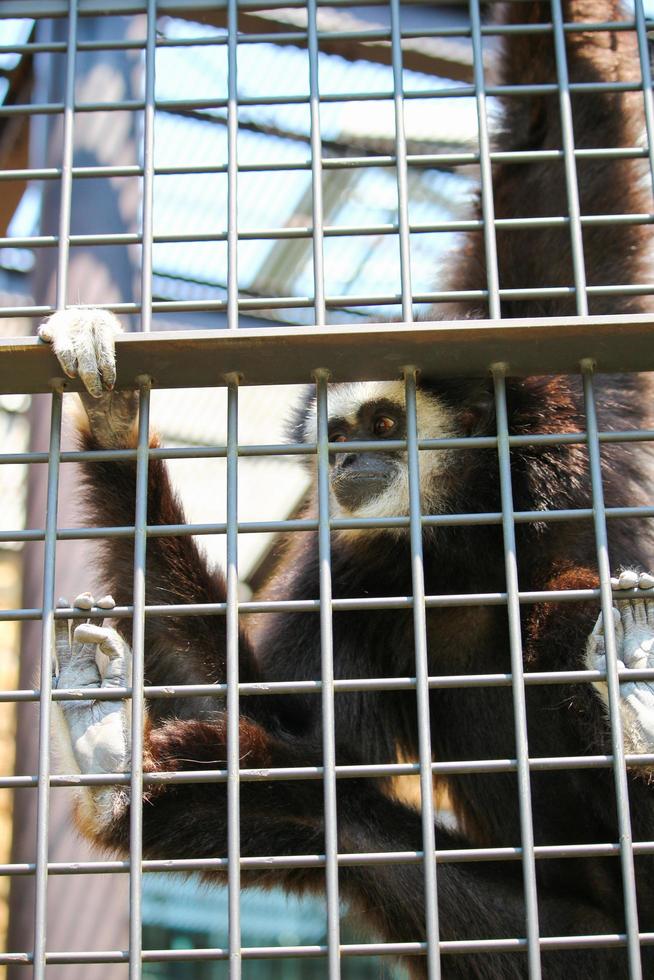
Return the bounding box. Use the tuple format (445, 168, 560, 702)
(0, 0, 467, 18)
(3, 315, 654, 394)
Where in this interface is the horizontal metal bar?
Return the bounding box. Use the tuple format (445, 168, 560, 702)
(5, 317, 654, 393)
(4, 749, 654, 791)
(3, 426, 654, 468)
(3, 212, 653, 251)
(3, 838, 654, 879)
(2, 931, 654, 968)
(6, 496, 654, 545)
(1, 0, 440, 18)
(5, 582, 654, 624)
(0, 148, 645, 185)
(0, 0, 635, 13)
(5, 282, 654, 320)
(7, 661, 654, 705)
(0, 932, 654, 966)
(0, 79, 645, 120)
(0, 18, 643, 57)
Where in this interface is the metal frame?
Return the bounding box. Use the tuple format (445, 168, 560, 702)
(1, 0, 654, 977)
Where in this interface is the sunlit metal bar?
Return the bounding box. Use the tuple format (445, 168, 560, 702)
(140, 0, 156, 336)
(5, 280, 654, 321)
(31, 1, 80, 970)
(125, 6, 156, 976)
(31, 391, 63, 980)
(9, 209, 654, 251)
(226, 378, 242, 977)
(404, 370, 441, 977)
(54, 1, 78, 309)
(8, 836, 654, 879)
(9, 659, 654, 706)
(6, 746, 654, 793)
(469, 0, 500, 318)
(315, 373, 342, 979)
(0, 0, 544, 16)
(127, 382, 151, 980)
(4, 930, 654, 968)
(225, 0, 241, 972)
(0, 146, 648, 185)
(390, 0, 414, 322)
(0, 16, 648, 55)
(1, 584, 649, 623)
(0, 78, 649, 119)
(10, 493, 654, 545)
(581, 363, 642, 978)
(7, 423, 654, 466)
(226, 0, 238, 334)
(7, 660, 654, 707)
(550, 0, 588, 315)
(307, 0, 326, 327)
(0, 0, 643, 11)
(6, 425, 654, 465)
(492, 368, 541, 978)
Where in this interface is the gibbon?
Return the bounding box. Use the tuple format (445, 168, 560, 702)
(41, 0, 654, 975)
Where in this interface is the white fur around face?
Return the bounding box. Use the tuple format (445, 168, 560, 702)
(302, 381, 457, 521)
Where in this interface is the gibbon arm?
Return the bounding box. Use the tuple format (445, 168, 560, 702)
(39, 309, 262, 725)
(53, 598, 624, 979)
(447, 0, 652, 318)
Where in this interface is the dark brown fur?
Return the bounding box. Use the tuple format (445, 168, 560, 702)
(76, 2, 654, 976)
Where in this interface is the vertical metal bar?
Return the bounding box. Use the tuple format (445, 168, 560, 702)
(632, 0, 654, 199)
(581, 361, 642, 979)
(55, 0, 78, 308)
(129, 4, 155, 963)
(225, 0, 241, 958)
(314, 370, 341, 980)
(307, 0, 326, 326)
(389, 0, 413, 324)
(34, 2, 78, 968)
(549, 0, 588, 317)
(141, 0, 156, 334)
(128, 380, 151, 980)
(468, 0, 501, 320)
(225, 376, 242, 979)
(492, 366, 542, 980)
(32, 388, 63, 980)
(227, 0, 239, 331)
(404, 369, 441, 980)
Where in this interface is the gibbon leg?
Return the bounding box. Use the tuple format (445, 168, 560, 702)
(585, 571, 654, 757)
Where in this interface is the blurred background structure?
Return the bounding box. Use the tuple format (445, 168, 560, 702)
(0, 1, 514, 976)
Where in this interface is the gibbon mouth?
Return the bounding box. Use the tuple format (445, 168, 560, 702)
(331, 454, 396, 509)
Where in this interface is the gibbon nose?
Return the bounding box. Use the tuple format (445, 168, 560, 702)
(331, 452, 395, 510)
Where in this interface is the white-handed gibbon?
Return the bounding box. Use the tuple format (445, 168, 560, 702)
(41, 1, 654, 975)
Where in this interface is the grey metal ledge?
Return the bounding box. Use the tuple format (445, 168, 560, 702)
(3, 315, 654, 393)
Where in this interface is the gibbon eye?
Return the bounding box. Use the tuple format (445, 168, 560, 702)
(373, 416, 396, 437)
(331, 433, 348, 443)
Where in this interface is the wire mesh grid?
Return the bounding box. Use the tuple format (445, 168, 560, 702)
(1, 0, 654, 978)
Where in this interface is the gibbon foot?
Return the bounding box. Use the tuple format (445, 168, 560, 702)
(52, 592, 132, 776)
(39, 308, 137, 446)
(39, 308, 119, 396)
(586, 572, 654, 756)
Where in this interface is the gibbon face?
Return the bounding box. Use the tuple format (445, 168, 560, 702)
(300, 381, 459, 519)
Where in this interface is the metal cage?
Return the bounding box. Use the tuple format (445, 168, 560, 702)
(1, 1, 654, 978)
